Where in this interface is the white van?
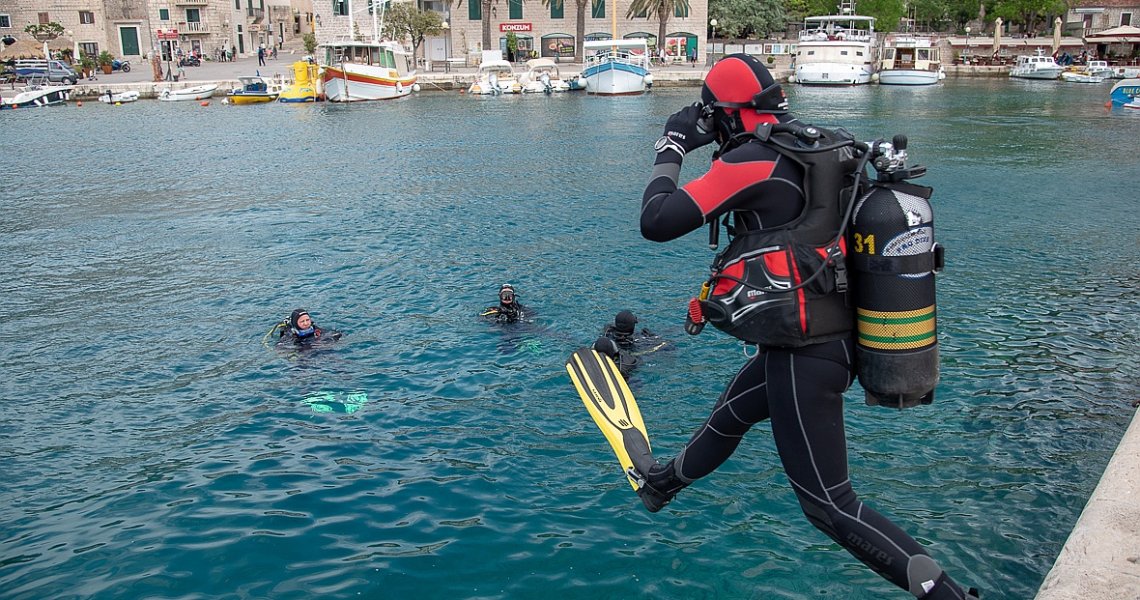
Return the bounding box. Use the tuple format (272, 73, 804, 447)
(13, 59, 79, 84)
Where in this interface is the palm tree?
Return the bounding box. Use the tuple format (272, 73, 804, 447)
(626, 0, 690, 55)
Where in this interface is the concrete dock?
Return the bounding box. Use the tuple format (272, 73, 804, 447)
(1035, 409, 1140, 599)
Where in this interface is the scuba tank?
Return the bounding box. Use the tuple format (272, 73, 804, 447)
(850, 136, 943, 408)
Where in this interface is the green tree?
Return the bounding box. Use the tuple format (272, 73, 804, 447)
(626, 0, 691, 53)
(991, 0, 1067, 35)
(709, 0, 786, 39)
(382, 4, 445, 62)
(24, 21, 65, 40)
(302, 32, 318, 55)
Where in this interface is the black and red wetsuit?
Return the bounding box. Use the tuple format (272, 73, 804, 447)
(639, 133, 974, 599)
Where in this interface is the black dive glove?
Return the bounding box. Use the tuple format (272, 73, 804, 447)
(655, 103, 717, 159)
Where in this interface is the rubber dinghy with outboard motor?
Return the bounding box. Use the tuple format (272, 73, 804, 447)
(159, 84, 218, 101)
(99, 90, 140, 104)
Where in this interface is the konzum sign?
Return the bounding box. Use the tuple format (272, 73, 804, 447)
(499, 23, 533, 32)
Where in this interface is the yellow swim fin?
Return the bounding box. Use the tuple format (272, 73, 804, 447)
(566, 348, 654, 490)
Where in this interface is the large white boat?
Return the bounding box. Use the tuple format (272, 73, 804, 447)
(581, 39, 652, 95)
(877, 35, 943, 85)
(1009, 49, 1063, 80)
(318, 0, 418, 102)
(320, 40, 418, 101)
(793, 1, 877, 85)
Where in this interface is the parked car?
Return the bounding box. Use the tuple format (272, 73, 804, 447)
(12, 59, 79, 84)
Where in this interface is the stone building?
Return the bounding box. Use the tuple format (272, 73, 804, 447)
(0, 0, 316, 61)
(1067, 0, 1138, 35)
(311, 0, 710, 65)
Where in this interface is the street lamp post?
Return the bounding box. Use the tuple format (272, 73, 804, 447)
(964, 26, 971, 64)
(709, 18, 717, 65)
(442, 21, 450, 61)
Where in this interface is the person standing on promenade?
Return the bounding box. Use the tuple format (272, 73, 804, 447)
(635, 53, 980, 599)
(257, 45, 266, 67)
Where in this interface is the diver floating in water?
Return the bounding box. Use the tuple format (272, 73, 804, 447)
(268, 309, 342, 348)
(481, 284, 532, 324)
(592, 311, 669, 378)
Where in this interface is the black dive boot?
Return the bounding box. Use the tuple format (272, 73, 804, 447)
(635, 462, 687, 513)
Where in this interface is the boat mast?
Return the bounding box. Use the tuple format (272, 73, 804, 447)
(373, 0, 382, 44)
(611, 0, 617, 50)
(348, 0, 355, 41)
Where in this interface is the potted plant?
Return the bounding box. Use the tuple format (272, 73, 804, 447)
(78, 54, 96, 78)
(506, 32, 518, 62)
(97, 51, 114, 74)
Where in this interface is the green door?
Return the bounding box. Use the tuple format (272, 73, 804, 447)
(120, 26, 140, 56)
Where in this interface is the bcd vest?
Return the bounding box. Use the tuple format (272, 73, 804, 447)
(698, 123, 863, 347)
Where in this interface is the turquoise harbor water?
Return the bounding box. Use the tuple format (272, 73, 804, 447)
(2, 80, 1138, 599)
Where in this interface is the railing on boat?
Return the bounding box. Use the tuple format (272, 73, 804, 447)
(585, 50, 649, 70)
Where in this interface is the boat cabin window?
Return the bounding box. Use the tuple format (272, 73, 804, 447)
(917, 49, 930, 61)
(884, 48, 896, 59)
(841, 50, 848, 55)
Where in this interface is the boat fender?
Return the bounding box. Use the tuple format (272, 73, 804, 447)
(643, 73, 654, 86)
(396, 81, 403, 94)
(412, 83, 421, 93)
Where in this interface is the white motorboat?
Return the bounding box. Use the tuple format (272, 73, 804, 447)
(0, 83, 72, 109)
(468, 54, 521, 95)
(792, 1, 876, 85)
(519, 58, 571, 93)
(1009, 49, 1063, 80)
(158, 84, 219, 101)
(877, 35, 943, 85)
(581, 39, 652, 95)
(1110, 66, 1140, 79)
(99, 90, 140, 104)
(1085, 60, 1114, 78)
(1060, 70, 1106, 83)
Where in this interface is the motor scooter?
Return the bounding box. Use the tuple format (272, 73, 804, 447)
(111, 58, 131, 72)
(178, 55, 201, 67)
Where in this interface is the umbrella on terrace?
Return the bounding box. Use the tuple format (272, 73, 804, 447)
(1052, 17, 1062, 54)
(0, 37, 70, 60)
(993, 17, 1003, 56)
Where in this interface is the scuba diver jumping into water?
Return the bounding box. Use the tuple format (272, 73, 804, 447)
(630, 54, 979, 599)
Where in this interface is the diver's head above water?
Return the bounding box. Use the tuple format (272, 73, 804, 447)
(499, 284, 517, 308)
(290, 309, 315, 338)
